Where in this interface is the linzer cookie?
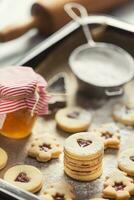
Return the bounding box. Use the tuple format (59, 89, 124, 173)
(0, 148, 8, 170)
(55, 107, 92, 133)
(93, 123, 120, 149)
(27, 135, 62, 162)
(64, 167, 103, 182)
(40, 181, 76, 200)
(113, 104, 134, 125)
(64, 132, 104, 160)
(102, 170, 134, 200)
(4, 165, 43, 193)
(118, 148, 134, 176)
(64, 132, 104, 181)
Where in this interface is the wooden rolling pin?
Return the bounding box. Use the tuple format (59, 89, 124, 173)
(0, 0, 128, 42)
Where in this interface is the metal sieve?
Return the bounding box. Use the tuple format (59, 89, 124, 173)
(64, 3, 134, 97)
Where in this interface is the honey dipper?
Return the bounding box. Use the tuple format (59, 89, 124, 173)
(0, 0, 127, 42)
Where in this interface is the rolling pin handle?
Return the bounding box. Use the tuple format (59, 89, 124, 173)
(0, 18, 37, 42)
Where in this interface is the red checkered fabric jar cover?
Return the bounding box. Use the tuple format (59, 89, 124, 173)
(0, 66, 49, 115)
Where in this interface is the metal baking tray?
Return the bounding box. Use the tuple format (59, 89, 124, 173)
(0, 15, 134, 200)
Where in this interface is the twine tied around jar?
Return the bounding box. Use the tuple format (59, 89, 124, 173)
(0, 84, 41, 117)
(0, 85, 67, 116)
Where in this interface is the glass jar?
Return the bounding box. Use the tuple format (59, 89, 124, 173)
(0, 108, 37, 139)
(0, 66, 48, 139)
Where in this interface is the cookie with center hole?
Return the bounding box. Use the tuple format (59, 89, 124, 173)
(27, 135, 63, 162)
(64, 132, 104, 160)
(4, 165, 43, 193)
(102, 170, 134, 200)
(93, 123, 120, 149)
(113, 104, 134, 125)
(55, 107, 92, 133)
(64, 132, 104, 181)
(40, 181, 76, 200)
(118, 148, 134, 176)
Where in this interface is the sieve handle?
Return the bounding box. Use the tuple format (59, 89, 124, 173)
(64, 2, 95, 46)
(105, 87, 123, 96)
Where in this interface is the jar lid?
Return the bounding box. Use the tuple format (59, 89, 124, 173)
(0, 66, 49, 115)
(0, 66, 37, 87)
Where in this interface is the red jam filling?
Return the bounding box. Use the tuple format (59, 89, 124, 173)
(130, 156, 134, 162)
(53, 193, 65, 200)
(112, 182, 126, 191)
(101, 132, 112, 139)
(39, 143, 51, 152)
(77, 139, 92, 147)
(15, 172, 30, 183)
(67, 111, 79, 119)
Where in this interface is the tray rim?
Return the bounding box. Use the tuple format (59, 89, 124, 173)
(0, 179, 41, 200)
(16, 15, 134, 67)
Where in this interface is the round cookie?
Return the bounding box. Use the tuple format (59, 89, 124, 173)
(40, 181, 75, 200)
(118, 148, 134, 176)
(64, 160, 102, 172)
(0, 148, 8, 170)
(28, 135, 63, 162)
(64, 158, 102, 171)
(64, 132, 104, 160)
(113, 104, 134, 125)
(64, 153, 103, 167)
(4, 165, 43, 193)
(93, 123, 120, 149)
(55, 107, 92, 133)
(64, 166, 102, 181)
(64, 164, 102, 176)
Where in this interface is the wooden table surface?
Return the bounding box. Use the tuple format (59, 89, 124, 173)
(0, 0, 134, 67)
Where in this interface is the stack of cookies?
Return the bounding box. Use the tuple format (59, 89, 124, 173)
(64, 132, 104, 181)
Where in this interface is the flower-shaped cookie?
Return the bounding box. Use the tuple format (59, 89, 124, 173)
(93, 123, 120, 149)
(28, 135, 63, 162)
(102, 170, 134, 200)
(40, 182, 76, 200)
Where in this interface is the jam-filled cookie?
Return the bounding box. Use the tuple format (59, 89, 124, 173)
(4, 165, 43, 193)
(40, 181, 76, 200)
(64, 166, 103, 182)
(64, 132, 104, 181)
(93, 123, 120, 149)
(102, 170, 134, 200)
(0, 148, 8, 170)
(113, 104, 134, 125)
(118, 148, 134, 176)
(64, 132, 104, 160)
(55, 107, 92, 133)
(28, 135, 62, 162)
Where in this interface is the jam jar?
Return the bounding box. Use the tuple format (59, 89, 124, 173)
(0, 66, 48, 139)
